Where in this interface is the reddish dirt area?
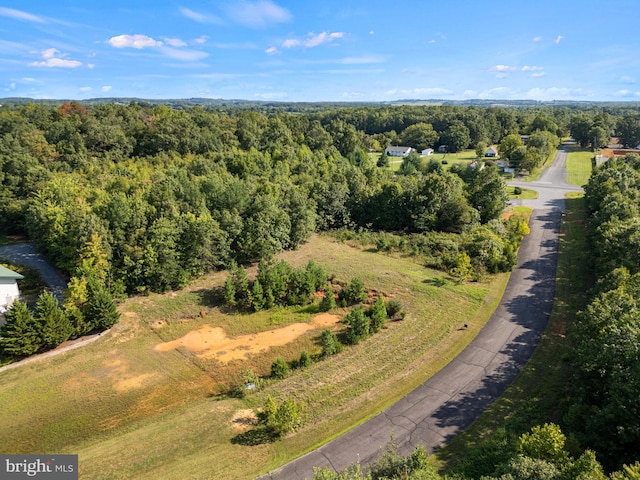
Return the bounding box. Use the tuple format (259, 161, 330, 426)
(154, 313, 341, 364)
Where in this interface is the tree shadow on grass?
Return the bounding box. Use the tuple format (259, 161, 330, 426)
(231, 426, 277, 446)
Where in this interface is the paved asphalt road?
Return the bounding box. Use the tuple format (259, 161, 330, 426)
(258, 145, 583, 480)
(0, 242, 67, 304)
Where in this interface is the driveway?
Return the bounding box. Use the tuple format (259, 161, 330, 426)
(258, 145, 582, 480)
(0, 242, 67, 305)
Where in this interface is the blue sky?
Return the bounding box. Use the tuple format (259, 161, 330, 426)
(1, 0, 639, 102)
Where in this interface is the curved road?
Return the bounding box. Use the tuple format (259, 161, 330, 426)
(258, 145, 582, 480)
(0, 242, 67, 305)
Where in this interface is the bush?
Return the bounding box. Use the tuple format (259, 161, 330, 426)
(513, 186, 523, 195)
(270, 357, 290, 379)
(299, 350, 312, 368)
(321, 329, 342, 357)
(386, 299, 402, 319)
(341, 277, 367, 305)
(319, 285, 337, 312)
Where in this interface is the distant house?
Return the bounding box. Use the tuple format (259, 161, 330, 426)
(485, 146, 498, 157)
(520, 135, 530, 144)
(469, 161, 485, 170)
(421, 148, 434, 156)
(0, 265, 23, 312)
(385, 146, 413, 157)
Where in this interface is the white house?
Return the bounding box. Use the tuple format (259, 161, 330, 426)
(485, 146, 498, 157)
(0, 265, 23, 311)
(421, 148, 434, 156)
(385, 146, 413, 157)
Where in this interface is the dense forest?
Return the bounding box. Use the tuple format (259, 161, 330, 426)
(0, 100, 564, 296)
(3, 100, 640, 475)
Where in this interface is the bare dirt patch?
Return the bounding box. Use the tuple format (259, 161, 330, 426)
(231, 409, 258, 431)
(154, 313, 341, 363)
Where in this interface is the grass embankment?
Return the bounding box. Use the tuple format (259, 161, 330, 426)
(507, 186, 538, 200)
(566, 148, 594, 187)
(0, 234, 509, 480)
(435, 194, 591, 473)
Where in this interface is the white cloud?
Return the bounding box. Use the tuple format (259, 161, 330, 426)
(526, 87, 588, 100)
(193, 36, 209, 45)
(225, 0, 292, 28)
(282, 32, 344, 49)
(108, 34, 163, 49)
(369, 30, 375, 35)
(180, 8, 223, 24)
(385, 87, 454, 97)
(463, 90, 478, 97)
(80, 86, 92, 92)
(338, 55, 385, 65)
(491, 65, 517, 72)
(164, 37, 187, 47)
(254, 91, 287, 99)
(102, 86, 112, 92)
(522, 65, 545, 78)
(555, 35, 564, 44)
(477, 87, 515, 99)
(42, 48, 58, 59)
(620, 75, 636, 84)
(533, 36, 542, 42)
(0, 7, 46, 23)
(161, 47, 208, 61)
(88, 63, 95, 69)
(265, 46, 279, 55)
(30, 49, 82, 68)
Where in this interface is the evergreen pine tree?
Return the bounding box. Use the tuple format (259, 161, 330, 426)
(84, 281, 120, 331)
(368, 297, 387, 333)
(319, 284, 337, 312)
(0, 301, 41, 356)
(321, 328, 342, 357)
(35, 291, 73, 349)
(251, 279, 265, 311)
(223, 276, 236, 306)
(344, 306, 369, 345)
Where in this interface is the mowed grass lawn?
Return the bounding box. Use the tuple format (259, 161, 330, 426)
(370, 149, 482, 173)
(0, 235, 508, 480)
(566, 148, 594, 187)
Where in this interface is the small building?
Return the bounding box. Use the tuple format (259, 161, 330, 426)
(421, 148, 434, 156)
(0, 265, 23, 311)
(438, 145, 448, 153)
(520, 135, 530, 144)
(485, 146, 498, 157)
(385, 146, 413, 157)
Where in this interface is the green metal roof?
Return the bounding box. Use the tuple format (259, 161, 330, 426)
(0, 265, 24, 280)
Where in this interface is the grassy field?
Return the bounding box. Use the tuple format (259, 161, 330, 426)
(371, 150, 482, 173)
(566, 148, 594, 187)
(507, 186, 538, 200)
(435, 193, 590, 474)
(0, 234, 509, 480)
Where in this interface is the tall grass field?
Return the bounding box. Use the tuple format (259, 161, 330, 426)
(0, 235, 508, 480)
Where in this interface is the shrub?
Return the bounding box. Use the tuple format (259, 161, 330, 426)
(341, 277, 367, 305)
(386, 299, 402, 319)
(299, 350, 312, 368)
(319, 285, 337, 312)
(271, 357, 290, 379)
(321, 329, 342, 357)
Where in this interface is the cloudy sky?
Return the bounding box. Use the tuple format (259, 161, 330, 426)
(1, 0, 639, 101)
